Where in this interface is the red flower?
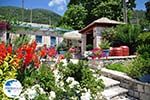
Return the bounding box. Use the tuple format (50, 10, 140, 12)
(31, 41, 37, 50)
(32, 54, 40, 68)
(7, 44, 12, 54)
(39, 48, 47, 58)
(24, 53, 33, 66)
(48, 48, 57, 57)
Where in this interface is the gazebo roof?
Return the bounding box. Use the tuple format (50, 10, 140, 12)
(79, 17, 125, 33)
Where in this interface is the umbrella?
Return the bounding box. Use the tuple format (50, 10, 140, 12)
(63, 30, 82, 40)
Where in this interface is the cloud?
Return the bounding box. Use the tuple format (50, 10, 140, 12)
(48, 0, 69, 15)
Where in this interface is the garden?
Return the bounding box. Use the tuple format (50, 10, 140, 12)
(0, 39, 105, 100)
(102, 24, 150, 83)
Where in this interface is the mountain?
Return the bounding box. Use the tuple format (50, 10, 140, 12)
(0, 6, 61, 25)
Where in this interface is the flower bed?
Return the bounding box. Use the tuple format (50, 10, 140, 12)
(0, 41, 105, 100)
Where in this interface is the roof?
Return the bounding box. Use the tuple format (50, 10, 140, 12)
(79, 17, 125, 33)
(0, 22, 10, 30)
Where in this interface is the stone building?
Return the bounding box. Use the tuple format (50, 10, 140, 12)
(79, 17, 124, 54)
(0, 22, 68, 47)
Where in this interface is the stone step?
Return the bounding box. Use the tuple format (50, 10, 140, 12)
(100, 76, 120, 89)
(111, 95, 138, 100)
(102, 86, 128, 100)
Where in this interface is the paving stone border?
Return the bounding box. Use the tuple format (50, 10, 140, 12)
(101, 68, 150, 100)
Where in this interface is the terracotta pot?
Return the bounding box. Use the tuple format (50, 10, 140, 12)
(113, 47, 123, 56)
(120, 46, 129, 56)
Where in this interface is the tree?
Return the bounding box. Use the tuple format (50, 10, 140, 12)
(145, 0, 150, 21)
(59, 5, 87, 30)
(92, 0, 123, 21)
(60, 0, 136, 29)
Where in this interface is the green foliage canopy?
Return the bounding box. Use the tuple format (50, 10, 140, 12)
(60, 0, 136, 30)
(59, 5, 87, 30)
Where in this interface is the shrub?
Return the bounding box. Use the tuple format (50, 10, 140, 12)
(137, 44, 150, 58)
(21, 63, 56, 92)
(127, 31, 150, 79)
(112, 24, 141, 54)
(127, 57, 150, 79)
(138, 32, 150, 45)
(20, 61, 105, 99)
(58, 60, 105, 95)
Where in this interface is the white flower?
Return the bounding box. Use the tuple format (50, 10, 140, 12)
(81, 91, 91, 100)
(66, 77, 75, 83)
(50, 91, 56, 99)
(61, 59, 68, 66)
(53, 69, 59, 76)
(27, 89, 37, 99)
(93, 74, 97, 78)
(39, 87, 46, 94)
(59, 81, 64, 87)
(69, 80, 79, 88)
(71, 96, 78, 100)
(31, 84, 40, 89)
(84, 51, 92, 57)
(18, 96, 26, 100)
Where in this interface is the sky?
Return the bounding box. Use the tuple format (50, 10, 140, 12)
(0, 0, 149, 16)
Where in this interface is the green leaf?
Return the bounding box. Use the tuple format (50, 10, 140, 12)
(0, 69, 3, 75)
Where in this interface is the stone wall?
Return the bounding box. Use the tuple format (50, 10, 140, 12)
(101, 68, 150, 100)
(88, 55, 136, 69)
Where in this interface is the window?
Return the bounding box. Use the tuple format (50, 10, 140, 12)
(51, 36, 56, 47)
(36, 35, 42, 43)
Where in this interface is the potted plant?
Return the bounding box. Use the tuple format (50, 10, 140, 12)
(86, 44, 93, 51)
(99, 39, 111, 57)
(57, 42, 67, 54)
(64, 52, 72, 62)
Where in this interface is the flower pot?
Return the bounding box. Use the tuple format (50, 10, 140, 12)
(59, 50, 66, 54)
(113, 47, 123, 56)
(139, 74, 150, 83)
(120, 46, 129, 56)
(102, 49, 110, 57)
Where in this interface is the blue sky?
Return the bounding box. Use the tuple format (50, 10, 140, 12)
(0, 0, 149, 16)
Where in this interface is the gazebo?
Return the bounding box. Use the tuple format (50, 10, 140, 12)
(79, 17, 125, 54)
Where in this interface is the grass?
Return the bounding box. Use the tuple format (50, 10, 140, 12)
(106, 63, 129, 73)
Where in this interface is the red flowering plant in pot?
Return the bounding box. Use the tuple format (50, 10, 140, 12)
(91, 48, 102, 59)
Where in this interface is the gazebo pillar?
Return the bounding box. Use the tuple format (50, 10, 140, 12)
(81, 34, 86, 54)
(93, 28, 97, 48)
(94, 27, 104, 48)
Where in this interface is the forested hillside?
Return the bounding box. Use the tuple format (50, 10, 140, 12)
(0, 6, 61, 25)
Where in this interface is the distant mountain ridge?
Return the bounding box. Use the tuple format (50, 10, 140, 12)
(0, 6, 61, 25)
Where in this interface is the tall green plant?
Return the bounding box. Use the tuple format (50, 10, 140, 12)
(113, 24, 141, 54)
(99, 39, 110, 49)
(12, 35, 30, 49)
